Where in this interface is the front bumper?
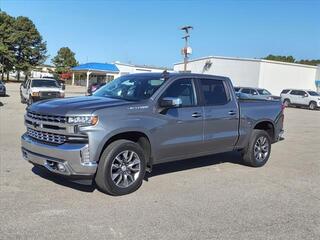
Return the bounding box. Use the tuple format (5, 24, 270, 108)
(21, 133, 97, 178)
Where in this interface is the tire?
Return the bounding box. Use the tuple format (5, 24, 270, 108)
(309, 101, 316, 110)
(95, 139, 146, 196)
(283, 99, 290, 107)
(242, 130, 271, 167)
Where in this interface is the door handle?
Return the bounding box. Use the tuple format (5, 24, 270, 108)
(228, 110, 236, 116)
(191, 112, 202, 118)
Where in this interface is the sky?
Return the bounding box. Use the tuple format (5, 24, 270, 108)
(1, 0, 319, 67)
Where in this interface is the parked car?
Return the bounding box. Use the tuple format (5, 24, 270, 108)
(21, 72, 284, 195)
(281, 89, 320, 110)
(20, 78, 65, 105)
(0, 80, 6, 96)
(234, 87, 280, 100)
(88, 82, 106, 95)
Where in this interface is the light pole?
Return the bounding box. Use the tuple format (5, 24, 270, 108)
(180, 25, 193, 71)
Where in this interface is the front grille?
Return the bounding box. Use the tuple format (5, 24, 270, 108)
(40, 92, 60, 98)
(27, 111, 67, 123)
(27, 128, 67, 144)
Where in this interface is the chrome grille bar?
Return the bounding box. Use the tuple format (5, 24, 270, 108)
(27, 111, 67, 123)
(27, 128, 67, 144)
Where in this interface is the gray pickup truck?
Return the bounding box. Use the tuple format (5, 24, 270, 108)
(21, 72, 284, 195)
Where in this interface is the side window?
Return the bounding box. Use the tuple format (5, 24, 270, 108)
(241, 88, 251, 94)
(251, 89, 258, 95)
(298, 91, 306, 96)
(199, 79, 229, 106)
(161, 79, 196, 107)
(234, 87, 240, 92)
(290, 90, 298, 95)
(281, 89, 290, 94)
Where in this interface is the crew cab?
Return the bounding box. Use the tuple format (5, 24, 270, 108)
(20, 78, 65, 105)
(21, 73, 284, 195)
(281, 89, 320, 110)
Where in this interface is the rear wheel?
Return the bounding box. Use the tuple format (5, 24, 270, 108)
(242, 130, 271, 167)
(95, 140, 146, 196)
(309, 101, 316, 110)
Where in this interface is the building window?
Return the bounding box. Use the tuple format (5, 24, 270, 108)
(106, 75, 114, 82)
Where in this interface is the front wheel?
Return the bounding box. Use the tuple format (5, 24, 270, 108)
(95, 140, 146, 196)
(309, 101, 316, 110)
(242, 130, 271, 167)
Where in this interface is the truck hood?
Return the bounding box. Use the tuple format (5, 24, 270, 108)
(28, 96, 133, 115)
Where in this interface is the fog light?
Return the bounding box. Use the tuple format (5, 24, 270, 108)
(57, 163, 66, 172)
(80, 145, 90, 165)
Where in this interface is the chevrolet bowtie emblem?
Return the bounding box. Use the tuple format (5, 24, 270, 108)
(32, 121, 40, 128)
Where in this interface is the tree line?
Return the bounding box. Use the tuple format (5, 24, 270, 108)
(263, 55, 320, 66)
(0, 11, 78, 81)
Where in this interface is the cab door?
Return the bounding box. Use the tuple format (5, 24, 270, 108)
(154, 78, 204, 162)
(199, 78, 239, 154)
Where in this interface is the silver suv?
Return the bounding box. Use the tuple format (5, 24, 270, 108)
(234, 87, 279, 100)
(281, 89, 320, 110)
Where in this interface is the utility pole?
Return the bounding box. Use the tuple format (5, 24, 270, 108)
(180, 25, 193, 71)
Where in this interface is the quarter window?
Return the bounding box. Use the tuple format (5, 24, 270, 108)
(200, 79, 229, 106)
(161, 79, 196, 107)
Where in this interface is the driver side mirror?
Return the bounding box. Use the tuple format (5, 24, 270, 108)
(159, 97, 182, 108)
(61, 84, 66, 90)
(303, 93, 308, 97)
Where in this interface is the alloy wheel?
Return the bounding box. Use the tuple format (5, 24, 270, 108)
(254, 136, 269, 162)
(110, 150, 141, 188)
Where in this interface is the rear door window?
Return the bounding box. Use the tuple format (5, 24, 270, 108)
(241, 88, 251, 94)
(281, 89, 290, 94)
(290, 90, 299, 95)
(251, 89, 258, 95)
(199, 79, 229, 106)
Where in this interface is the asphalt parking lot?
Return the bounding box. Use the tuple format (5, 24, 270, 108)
(0, 83, 319, 240)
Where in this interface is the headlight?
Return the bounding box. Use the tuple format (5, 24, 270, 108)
(31, 92, 40, 97)
(67, 115, 99, 126)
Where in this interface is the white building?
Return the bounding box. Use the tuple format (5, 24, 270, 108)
(30, 65, 55, 78)
(71, 62, 171, 88)
(174, 56, 320, 95)
(114, 62, 171, 76)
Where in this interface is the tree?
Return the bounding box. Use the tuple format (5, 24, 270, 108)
(296, 59, 320, 66)
(263, 54, 320, 66)
(0, 12, 16, 80)
(11, 16, 47, 80)
(51, 47, 78, 74)
(263, 55, 295, 63)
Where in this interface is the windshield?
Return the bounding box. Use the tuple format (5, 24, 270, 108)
(93, 75, 166, 101)
(257, 89, 271, 95)
(308, 91, 320, 96)
(31, 80, 59, 88)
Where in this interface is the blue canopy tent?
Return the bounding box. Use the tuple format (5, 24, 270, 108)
(71, 62, 119, 89)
